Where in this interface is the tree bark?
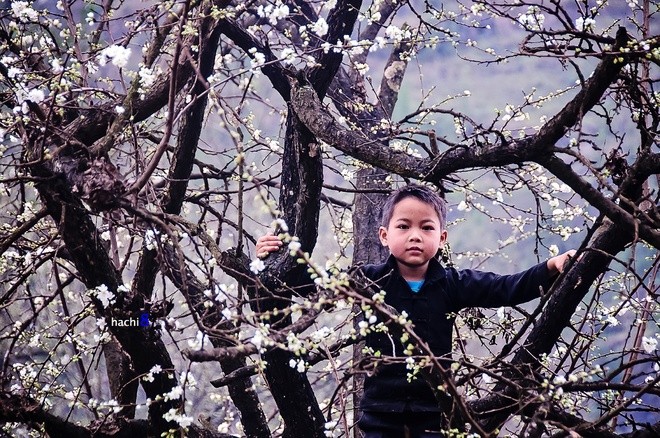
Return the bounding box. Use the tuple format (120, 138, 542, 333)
(256, 107, 326, 438)
(28, 163, 181, 434)
(471, 218, 633, 432)
(160, 245, 271, 438)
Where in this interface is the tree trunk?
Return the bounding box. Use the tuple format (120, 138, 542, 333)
(256, 107, 326, 437)
(351, 168, 390, 437)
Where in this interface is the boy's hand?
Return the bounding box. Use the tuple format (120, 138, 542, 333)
(255, 233, 283, 259)
(547, 249, 577, 276)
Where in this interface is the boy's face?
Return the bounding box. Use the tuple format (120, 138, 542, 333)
(378, 196, 447, 279)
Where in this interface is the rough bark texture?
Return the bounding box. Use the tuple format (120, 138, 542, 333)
(3, 2, 658, 437)
(256, 107, 327, 438)
(350, 169, 390, 438)
(242, 3, 365, 435)
(29, 164, 181, 434)
(161, 245, 270, 438)
(471, 218, 633, 431)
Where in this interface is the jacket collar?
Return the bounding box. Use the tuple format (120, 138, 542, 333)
(384, 254, 447, 284)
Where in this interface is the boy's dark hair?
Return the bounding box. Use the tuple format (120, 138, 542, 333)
(381, 184, 447, 229)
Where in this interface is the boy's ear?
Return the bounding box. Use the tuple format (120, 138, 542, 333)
(439, 230, 448, 246)
(378, 226, 388, 247)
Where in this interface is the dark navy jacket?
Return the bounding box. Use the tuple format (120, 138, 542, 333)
(359, 255, 552, 412)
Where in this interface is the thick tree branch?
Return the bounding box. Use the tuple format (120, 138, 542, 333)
(471, 218, 634, 431)
(158, 244, 270, 438)
(542, 155, 660, 249)
(0, 391, 93, 438)
(27, 161, 181, 433)
(0, 391, 236, 438)
(306, 0, 362, 98)
(133, 13, 223, 304)
(218, 17, 293, 100)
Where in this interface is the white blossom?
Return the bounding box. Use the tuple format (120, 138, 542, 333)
(138, 66, 157, 88)
(214, 283, 232, 303)
(358, 320, 370, 336)
(517, 7, 545, 31)
(385, 25, 406, 42)
(51, 59, 64, 74)
(272, 218, 289, 232)
(100, 45, 132, 68)
(180, 371, 197, 389)
(340, 168, 354, 181)
(575, 17, 596, 32)
(7, 67, 22, 79)
(642, 336, 657, 354)
(163, 408, 194, 428)
(470, 4, 485, 16)
(280, 48, 296, 65)
(268, 139, 280, 151)
(101, 399, 122, 414)
(164, 385, 183, 402)
(354, 62, 369, 75)
(93, 284, 116, 308)
(607, 315, 619, 326)
(322, 0, 337, 11)
(257, 2, 290, 25)
(250, 258, 265, 274)
(311, 17, 329, 37)
(11, 1, 39, 22)
(288, 240, 301, 255)
(310, 327, 333, 343)
(143, 364, 162, 382)
(144, 229, 159, 250)
(270, 3, 290, 24)
(286, 332, 305, 355)
(27, 89, 45, 103)
(248, 48, 266, 70)
(251, 330, 265, 350)
(553, 375, 567, 385)
(289, 358, 306, 372)
(324, 420, 338, 437)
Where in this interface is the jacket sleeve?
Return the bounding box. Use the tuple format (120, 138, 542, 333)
(447, 261, 552, 311)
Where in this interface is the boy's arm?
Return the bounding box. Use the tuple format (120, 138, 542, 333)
(449, 249, 577, 310)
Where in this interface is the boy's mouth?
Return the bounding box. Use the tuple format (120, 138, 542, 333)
(407, 247, 423, 253)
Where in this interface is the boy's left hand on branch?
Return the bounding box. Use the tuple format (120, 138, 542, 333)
(547, 249, 577, 276)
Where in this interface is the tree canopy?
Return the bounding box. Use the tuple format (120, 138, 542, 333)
(0, 0, 658, 437)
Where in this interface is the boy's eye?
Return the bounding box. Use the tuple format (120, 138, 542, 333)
(396, 224, 408, 229)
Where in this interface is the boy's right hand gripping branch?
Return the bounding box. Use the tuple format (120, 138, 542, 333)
(255, 233, 283, 259)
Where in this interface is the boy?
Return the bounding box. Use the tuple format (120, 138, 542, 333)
(256, 184, 575, 437)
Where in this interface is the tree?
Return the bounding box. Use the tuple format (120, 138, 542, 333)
(0, 0, 658, 437)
